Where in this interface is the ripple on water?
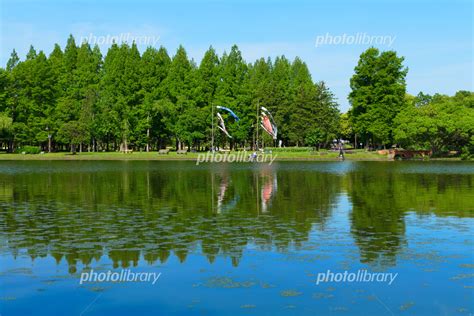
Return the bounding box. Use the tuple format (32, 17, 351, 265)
(280, 289, 302, 297)
(399, 301, 415, 311)
(204, 276, 256, 289)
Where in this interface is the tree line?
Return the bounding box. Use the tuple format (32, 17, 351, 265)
(0, 38, 471, 156)
(0, 35, 340, 153)
(344, 47, 473, 156)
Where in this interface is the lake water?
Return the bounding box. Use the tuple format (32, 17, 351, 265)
(0, 161, 473, 315)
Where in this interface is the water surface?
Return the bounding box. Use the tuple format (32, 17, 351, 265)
(0, 161, 473, 315)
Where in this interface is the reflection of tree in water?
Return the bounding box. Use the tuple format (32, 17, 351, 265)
(347, 172, 407, 268)
(1, 162, 470, 271)
(347, 166, 473, 269)
(0, 162, 341, 271)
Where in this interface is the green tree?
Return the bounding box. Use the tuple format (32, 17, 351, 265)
(305, 127, 324, 150)
(99, 42, 142, 151)
(348, 48, 408, 148)
(197, 46, 220, 149)
(162, 46, 200, 150)
(215, 45, 252, 149)
(393, 91, 474, 154)
(135, 46, 170, 151)
(270, 56, 292, 145)
(287, 57, 315, 146)
(6, 49, 19, 71)
(56, 120, 89, 154)
(339, 112, 353, 144)
(312, 81, 340, 145)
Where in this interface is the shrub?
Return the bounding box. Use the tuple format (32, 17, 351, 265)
(460, 146, 472, 161)
(15, 146, 41, 154)
(265, 147, 314, 153)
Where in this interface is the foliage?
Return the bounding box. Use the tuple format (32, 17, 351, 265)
(14, 145, 41, 154)
(1, 38, 471, 154)
(1, 36, 340, 152)
(56, 120, 90, 150)
(393, 91, 474, 154)
(348, 48, 408, 147)
(305, 128, 325, 149)
(460, 146, 472, 161)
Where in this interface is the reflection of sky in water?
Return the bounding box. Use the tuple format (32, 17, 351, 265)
(0, 161, 473, 315)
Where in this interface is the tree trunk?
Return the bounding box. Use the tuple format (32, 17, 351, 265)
(122, 136, 128, 152)
(146, 128, 150, 152)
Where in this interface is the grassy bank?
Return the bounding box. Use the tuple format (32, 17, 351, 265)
(0, 150, 465, 161)
(0, 149, 391, 161)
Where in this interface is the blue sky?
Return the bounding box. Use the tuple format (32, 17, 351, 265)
(1, 0, 472, 111)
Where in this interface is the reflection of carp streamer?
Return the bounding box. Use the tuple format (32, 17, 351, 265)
(217, 176, 239, 213)
(261, 173, 278, 213)
(217, 177, 228, 213)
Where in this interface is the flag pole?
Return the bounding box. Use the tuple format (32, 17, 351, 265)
(256, 100, 259, 151)
(211, 104, 214, 153)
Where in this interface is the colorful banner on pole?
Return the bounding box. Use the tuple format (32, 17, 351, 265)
(216, 106, 240, 138)
(260, 106, 278, 140)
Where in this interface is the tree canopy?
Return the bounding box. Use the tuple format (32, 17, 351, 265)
(0, 36, 341, 152)
(1, 40, 471, 156)
(348, 47, 408, 147)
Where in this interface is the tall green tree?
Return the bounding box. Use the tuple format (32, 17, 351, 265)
(348, 48, 408, 147)
(99, 42, 142, 151)
(161, 46, 201, 150)
(97, 42, 121, 150)
(215, 45, 251, 149)
(135, 46, 170, 151)
(287, 57, 315, 146)
(197, 47, 220, 149)
(249, 57, 274, 147)
(270, 56, 292, 145)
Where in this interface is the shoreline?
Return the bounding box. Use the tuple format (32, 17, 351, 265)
(0, 152, 464, 162)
